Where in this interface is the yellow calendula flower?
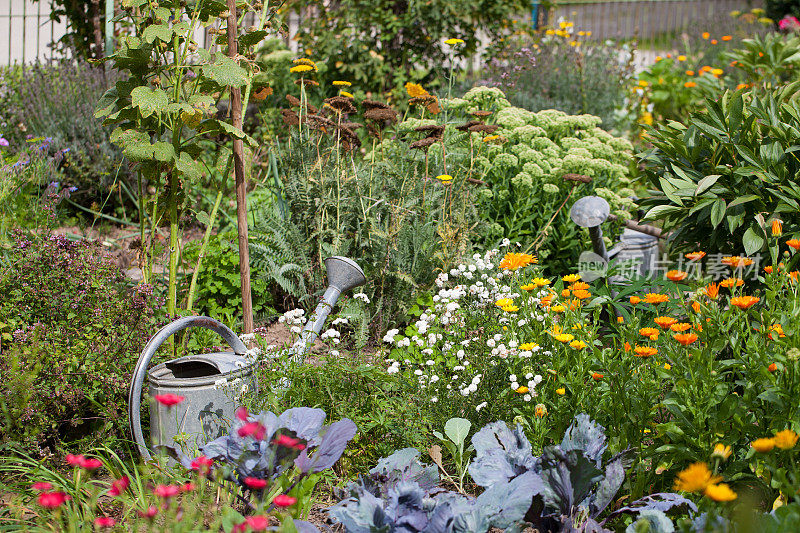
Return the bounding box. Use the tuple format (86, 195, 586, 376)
(751, 438, 776, 453)
(774, 429, 799, 450)
(290, 64, 314, 73)
(554, 333, 574, 343)
(405, 82, 429, 98)
(705, 483, 737, 502)
(678, 55, 687, 61)
(638, 80, 649, 87)
(515, 386, 529, 394)
(332, 80, 352, 86)
(570, 340, 587, 350)
(520, 283, 537, 291)
(551, 305, 565, 313)
(545, 29, 555, 35)
(674, 462, 721, 492)
(495, 298, 513, 309)
(533, 277, 551, 287)
(556, 388, 566, 395)
(712, 443, 732, 460)
(520, 342, 538, 351)
(502, 305, 519, 313)
(535, 404, 548, 417)
(711, 68, 724, 76)
(562, 274, 581, 283)
(664, 363, 671, 370)
(500, 252, 537, 271)
(444, 38, 465, 45)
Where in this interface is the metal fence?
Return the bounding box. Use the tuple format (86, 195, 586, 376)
(544, 0, 764, 45)
(0, 0, 67, 65)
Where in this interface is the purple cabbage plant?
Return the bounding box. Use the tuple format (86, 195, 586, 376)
(469, 413, 698, 532)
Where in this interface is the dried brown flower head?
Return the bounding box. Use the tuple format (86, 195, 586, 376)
(563, 173, 593, 184)
(363, 108, 398, 122)
(470, 110, 493, 117)
(455, 120, 483, 132)
(285, 94, 301, 107)
(409, 137, 438, 150)
(469, 124, 499, 134)
(324, 96, 357, 114)
(362, 99, 391, 110)
(294, 78, 320, 87)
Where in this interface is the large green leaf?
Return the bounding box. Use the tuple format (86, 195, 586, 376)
(142, 23, 174, 44)
(710, 198, 727, 229)
(742, 224, 765, 255)
(130, 86, 170, 119)
(176, 152, 204, 181)
(444, 418, 471, 450)
(203, 56, 248, 87)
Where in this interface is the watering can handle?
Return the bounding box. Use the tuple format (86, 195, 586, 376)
(128, 316, 247, 460)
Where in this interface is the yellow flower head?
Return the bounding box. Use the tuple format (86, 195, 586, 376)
(290, 64, 314, 74)
(502, 305, 519, 313)
(712, 443, 732, 460)
(556, 388, 566, 395)
(500, 252, 537, 271)
(405, 82, 429, 98)
(535, 403, 548, 417)
(751, 438, 776, 453)
(435, 174, 453, 183)
(678, 55, 687, 61)
(674, 462, 722, 492)
(520, 283, 537, 291)
(495, 298, 513, 309)
(340, 91, 354, 98)
(515, 385, 529, 394)
(551, 305, 566, 313)
(483, 135, 501, 143)
(520, 342, 539, 351)
(533, 277, 551, 287)
(293, 57, 317, 67)
(774, 429, 799, 450)
(444, 38, 465, 45)
(332, 80, 352, 86)
(570, 340, 587, 350)
(562, 274, 581, 283)
(554, 333, 574, 343)
(704, 483, 737, 502)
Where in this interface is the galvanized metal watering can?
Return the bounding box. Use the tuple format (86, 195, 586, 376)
(128, 256, 366, 459)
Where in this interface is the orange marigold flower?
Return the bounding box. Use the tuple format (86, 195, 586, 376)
(674, 332, 699, 346)
(704, 283, 720, 299)
(499, 252, 537, 271)
(617, 316, 624, 324)
(751, 438, 776, 453)
(787, 239, 800, 250)
(768, 362, 778, 372)
(764, 266, 774, 274)
(639, 327, 660, 338)
(692, 301, 702, 313)
(634, 345, 658, 358)
(731, 295, 759, 309)
(772, 219, 783, 237)
(670, 322, 692, 332)
(774, 429, 799, 449)
(686, 251, 706, 261)
(573, 289, 592, 300)
(655, 316, 678, 329)
(721, 35, 732, 41)
(674, 462, 720, 492)
(719, 278, 744, 288)
(705, 483, 737, 502)
(624, 341, 631, 352)
(721, 256, 753, 267)
(591, 372, 604, 381)
(562, 289, 571, 298)
(644, 293, 669, 304)
(686, 69, 695, 76)
(789, 271, 800, 283)
(570, 281, 590, 291)
(684, 81, 697, 88)
(667, 270, 688, 281)
(711, 39, 718, 44)
(630, 296, 642, 305)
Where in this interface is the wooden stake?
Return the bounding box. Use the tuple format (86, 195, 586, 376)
(226, 0, 254, 335)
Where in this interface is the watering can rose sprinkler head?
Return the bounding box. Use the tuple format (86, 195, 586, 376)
(570, 195, 611, 261)
(289, 256, 366, 363)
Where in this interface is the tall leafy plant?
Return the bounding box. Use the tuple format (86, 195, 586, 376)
(640, 84, 800, 256)
(96, 0, 279, 318)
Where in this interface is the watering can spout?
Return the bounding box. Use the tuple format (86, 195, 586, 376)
(290, 256, 366, 362)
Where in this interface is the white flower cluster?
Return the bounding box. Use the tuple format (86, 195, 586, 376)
(353, 292, 370, 304)
(279, 308, 306, 334)
(320, 328, 341, 344)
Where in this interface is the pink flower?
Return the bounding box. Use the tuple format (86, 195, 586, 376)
(190, 455, 214, 475)
(79, 458, 102, 471)
(32, 481, 53, 492)
(233, 516, 270, 532)
(243, 477, 268, 490)
(272, 434, 306, 451)
(272, 494, 298, 508)
(780, 15, 800, 30)
(37, 491, 71, 509)
(137, 506, 158, 519)
(235, 406, 250, 421)
(108, 476, 130, 497)
(237, 421, 267, 440)
(154, 394, 185, 407)
(65, 454, 85, 466)
(181, 482, 196, 492)
(94, 517, 116, 528)
(153, 484, 180, 499)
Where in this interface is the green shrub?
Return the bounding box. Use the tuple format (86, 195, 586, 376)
(0, 232, 163, 452)
(640, 84, 800, 257)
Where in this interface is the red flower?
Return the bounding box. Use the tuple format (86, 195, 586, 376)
(769, 363, 778, 372)
(153, 484, 180, 499)
(272, 434, 306, 451)
(234, 516, 270, 532)
(37, 491, 71, 509)
(66, 454, 84, 467)
(244, 477, 269, 490)
(591, 372, 604, 381)
(94, 517, 116, 528)
(79, 458, 102, 470)
(32, 482, 52, 492)
(272, 494, 298, 508)
(108, 476, 130, 497)
(191, 455, 214, 475)
(236, 406, 250, 421)
(181, 482, 196, 492)
(238, 421, 267, 440)
(154, 394, 185, 407)
(138, 506, 158, 519)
